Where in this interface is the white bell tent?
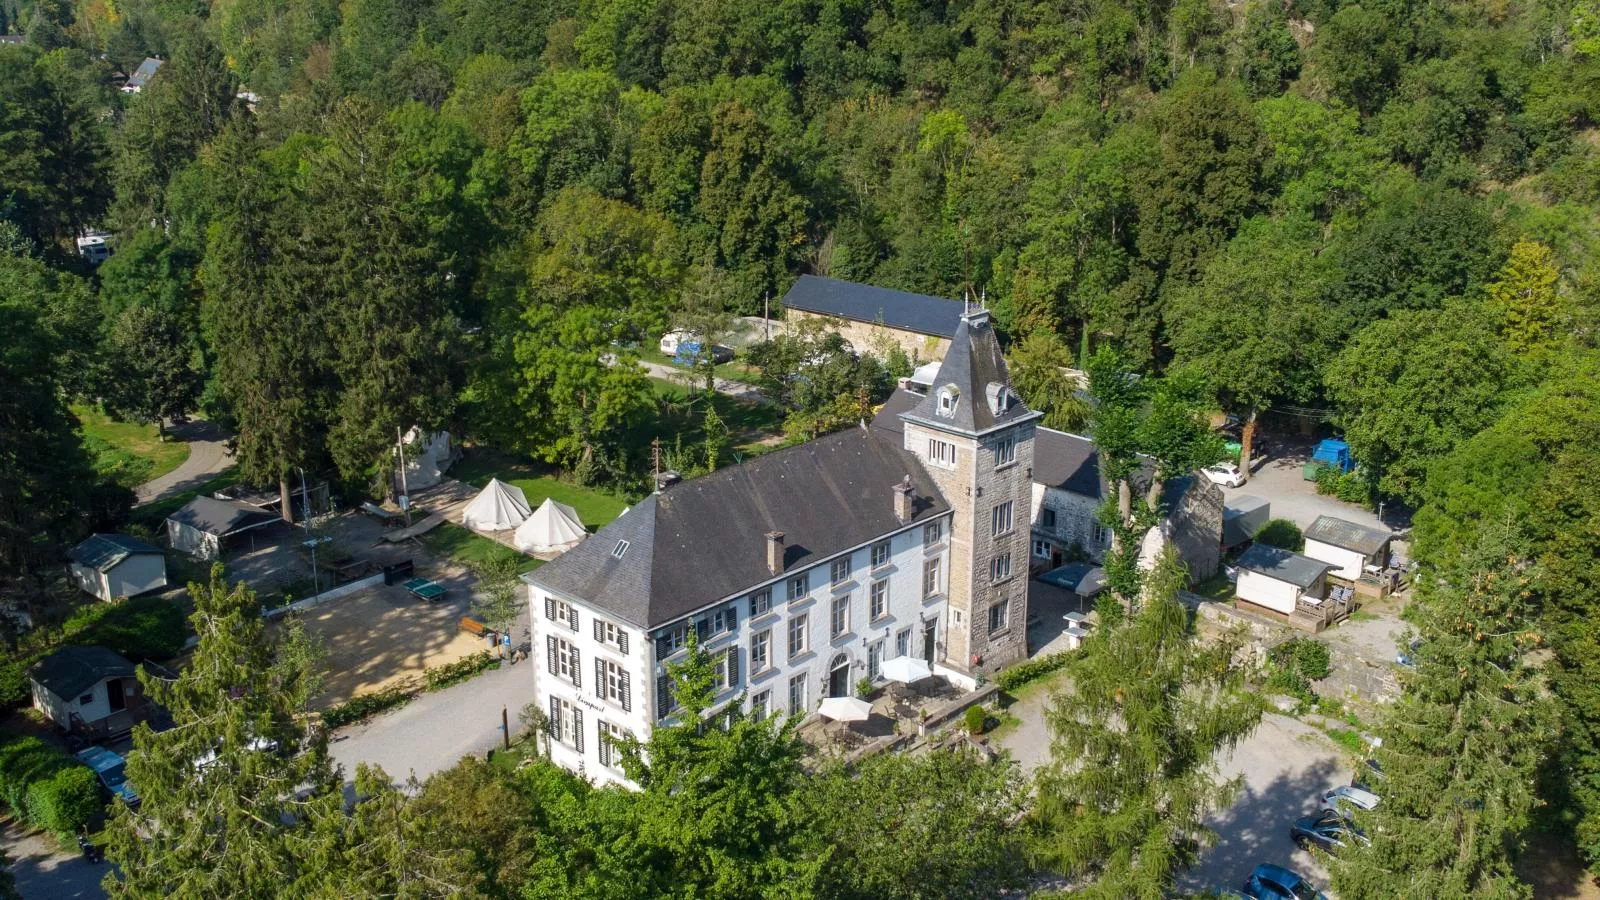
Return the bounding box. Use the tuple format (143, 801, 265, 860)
(460, 478, 531, 532)
(514, 498, 587, 554)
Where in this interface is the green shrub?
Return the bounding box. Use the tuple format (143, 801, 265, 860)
(423, 652, 499, 690)
(995, 652, 1073, 692)
(1293, 639, 1332, 680)
(855, 677, 874, 699)
(964, 704, 987, 735)
(1254, 519, 1303, 551)
(323, 685, 412, 729)
(76, 595, 188, 659)
(25, 766, 100, 837)
(0, 736, 73, 816)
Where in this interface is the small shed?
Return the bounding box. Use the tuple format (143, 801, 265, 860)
(1303, 515, 1391, 581)
(1234, 544, 1335, 617)
(122, 57, 163, 93)
(30, 646, 144, 739)
(68, 534, 166, 601)
(166, 496, 281, 560)
(1222, 495, 1270, 550)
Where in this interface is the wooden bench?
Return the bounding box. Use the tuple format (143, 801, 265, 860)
(459, 616, 490, 638)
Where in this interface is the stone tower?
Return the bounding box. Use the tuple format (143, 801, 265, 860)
(897, 306, 1040, 676)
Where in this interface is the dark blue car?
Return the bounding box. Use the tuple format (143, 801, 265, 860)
(1243, 863, 1327, 900)
(76, 745, 139, 808)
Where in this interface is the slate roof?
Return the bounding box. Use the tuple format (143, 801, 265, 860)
(901, 311, 1039, 436)
(30, 646, 135, 699)
(1235, 543, 1335, 590)
(1304, 515, 1391, 556)
(127, 57, 163, 88)
(527, 427, 951, 628)
(782, 275, 964, 338)
(68, 534, 161, 572)
(0, 35, 24, 45)
(166, 496, 280, 536)
(1032, 428, 1105, 498)
(868, 388, 923, 440)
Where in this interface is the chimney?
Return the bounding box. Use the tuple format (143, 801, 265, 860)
(893, 475, 914, 522)
(654, 470, 681, 493)
(765, 531, 785, 574)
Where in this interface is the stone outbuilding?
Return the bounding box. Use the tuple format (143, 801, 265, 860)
(781, 275, 963, 363)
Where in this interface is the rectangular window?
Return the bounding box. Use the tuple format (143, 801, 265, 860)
(868, 640, 884, 680)
(989, 553, 1013, 583)
(995, 436, 1016, 467)
(1092, 523, 1109, 546)
(1033, 539, 1051, 558)
(787, 613, 808, 659)
(830, 594, 850, 638)
(788, 673, 807, 716)
(597, 720, 625, 767)
(923, 557, 942, 598)
(547, 637, 582, 689)
(895, 628, 911, 659)
(593, 618, 630, 654)
(751, 629, 771, 671)
(789, 573, 809, 601)
(1041, 507, 1057, 529)
(871, 541, 890, 568)
(656, 624, 688, 658)
(991, 501, 1014, 537)
(594, 658, 631, 712)
(751, 690, 771, 721)
(548, 696, 583, 752)
(927, 438, 956, 468)
(707, 605, 736, 635)
(544, 597, 580, 632)
(830, 556, 852, 585)
(870, 579, 889, 620)
(988, 600, 1010, 635)
(713, 646, 740, 691)
(924, 521, 943, 546)
(751, 588, 772, 617)
(611, 540, 630, 558)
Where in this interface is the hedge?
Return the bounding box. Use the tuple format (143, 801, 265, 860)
(323, 685, 412, 729)
(26, 766, 100, 837)
(423, 652, 499, 691)
(995, 652, 1073, 692)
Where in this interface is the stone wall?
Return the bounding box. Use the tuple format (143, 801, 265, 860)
(788, 310, 951, 363)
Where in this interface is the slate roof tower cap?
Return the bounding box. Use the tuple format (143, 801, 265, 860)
(901, 302, 1040, 436)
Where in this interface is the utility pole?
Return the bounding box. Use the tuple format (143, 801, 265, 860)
(298, 467, 319, 598)
(395, 427, 413, 527)
(502, 706, 511, 750)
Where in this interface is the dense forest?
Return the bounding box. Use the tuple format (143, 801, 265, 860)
(4, 0, 1600, 893)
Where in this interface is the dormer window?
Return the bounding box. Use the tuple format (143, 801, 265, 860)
(986, 382, 1015, 416)
(937, 385, 960, 417)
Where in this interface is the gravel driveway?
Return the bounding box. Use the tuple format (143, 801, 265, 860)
(3, 821, 107, 900)
(133, 419, 235, 506)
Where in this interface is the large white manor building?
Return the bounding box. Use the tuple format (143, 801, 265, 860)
(524, 306, 1222, 786)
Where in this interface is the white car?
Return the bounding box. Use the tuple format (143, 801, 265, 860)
(1202, 462, 1246, 488)
(1321, 784, 1380, 816)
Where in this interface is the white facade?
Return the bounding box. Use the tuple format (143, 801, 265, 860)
(33, 678, 116, 731)
(528, 514, 952, 788)
(69, 555, 166, 602)
(1235, 569, 1304, 615)
(1302, 539, 1368, 582)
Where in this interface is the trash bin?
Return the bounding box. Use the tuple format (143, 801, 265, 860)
(383, 560, 415, 585)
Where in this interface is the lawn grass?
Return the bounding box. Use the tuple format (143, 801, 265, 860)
(450, 453, 630, 533)
(1192, 572, 1237, 603)
(74, 404, 190, 489)
(417, 522, 545, 575)
(1324, 727, 1369, 755)
(638, 347, 766, 387)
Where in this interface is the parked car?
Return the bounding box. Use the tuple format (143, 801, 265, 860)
(1202, 462, 1246, 488)
(76, 745, 138, 808)
(194, 736, 279, 772)
(1291, 811, 1371, 852)
(1243, 863, 1328, 900)
(1321, 784, 1381, 816)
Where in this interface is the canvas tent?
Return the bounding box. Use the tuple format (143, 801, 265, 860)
(514, 498, 587, 554)
(461, 479, 531, 531)
(166, 496, 280, 560)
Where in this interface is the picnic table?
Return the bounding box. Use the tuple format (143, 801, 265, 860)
(402, 576, 447, 603)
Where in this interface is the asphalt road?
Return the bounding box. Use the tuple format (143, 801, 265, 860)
(133, 419, 235, 506)
(328, 654, 536, 788)
(3, 821, 107, 900)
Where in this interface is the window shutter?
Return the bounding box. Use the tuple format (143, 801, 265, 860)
(618, 631, 629, 655)
(571, 647, 581, 689)
(655, 636, 668, 659)
(727, 648, 740, 688)
(544, 597, 555, 620)
(620, 671, 631, 713)
(595, 658, 605, 699)
(548, 697, 560, 741)
(726, 606, 737, 633)
(546, 636, 557, 676)
(594, 618, 603, 642)
(657, 674, 671, 719)
(569, 607, 579, 632)
(597, 723, 610, 766)
(572, 708, 583, 753)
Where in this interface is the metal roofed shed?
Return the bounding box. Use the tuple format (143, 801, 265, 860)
(1038, 562, 1106, 598)
(122, 57, 163, 93)
(781, 275, 965, 338)
(30, 646, 148, 740)
(1302, 515, 1392, 580)
(68, 534, 166, 601)
(1222, 495, 1270, 550)
(1233, 543, 1335, 616)
(166, 496, 281, 560)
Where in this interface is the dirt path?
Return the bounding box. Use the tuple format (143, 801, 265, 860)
(133, 419, 235, 506)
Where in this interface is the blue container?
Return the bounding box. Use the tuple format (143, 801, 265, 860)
(1312, 438, 1353, 473)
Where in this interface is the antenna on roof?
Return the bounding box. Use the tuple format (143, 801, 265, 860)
(651, 438, 662, 492)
